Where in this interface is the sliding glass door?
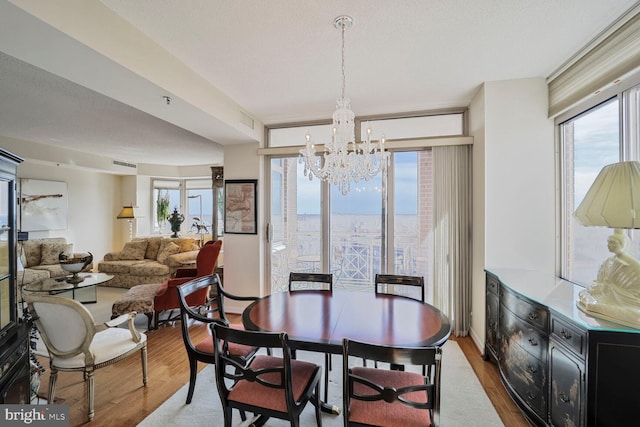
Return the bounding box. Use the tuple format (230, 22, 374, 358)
(266, 111, 464, 301)
(269, 157, 321, 293)
(267, 150, 435, 302)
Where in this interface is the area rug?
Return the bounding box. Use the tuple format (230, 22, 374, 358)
(138, 341, 504, 427)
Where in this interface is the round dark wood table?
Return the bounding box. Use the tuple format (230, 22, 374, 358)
(242, 289, 451, 417)
(242, 289, 451, 354)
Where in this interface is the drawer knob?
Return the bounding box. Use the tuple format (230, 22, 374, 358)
(528, 311, 539, 321)
(528, 337, 538, 346)
(559, 392, 570, 403)
(560, 329, 572, 340)
(527, 364, 537, 374)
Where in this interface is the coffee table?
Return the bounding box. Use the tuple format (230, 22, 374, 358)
(24, 272, 114, 303)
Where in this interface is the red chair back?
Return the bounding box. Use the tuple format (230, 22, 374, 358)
(196, 240, 222, 277)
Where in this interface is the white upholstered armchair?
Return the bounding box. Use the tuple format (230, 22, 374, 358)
(25, 293, 148, 421)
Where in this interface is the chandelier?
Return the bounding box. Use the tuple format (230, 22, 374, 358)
(299, 15, 389, 195)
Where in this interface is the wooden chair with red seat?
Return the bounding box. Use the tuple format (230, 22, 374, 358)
(153, 240, 222, 329)
(177, 273, 262, 406)
(212, 323, 323, 427)
(342, 338, 442, 427)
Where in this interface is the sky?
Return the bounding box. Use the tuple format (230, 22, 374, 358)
(296, 151, 418, 215)
(572, 98, 620, 205)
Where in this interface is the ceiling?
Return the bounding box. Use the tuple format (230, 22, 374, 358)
(0, 0, 637, 169)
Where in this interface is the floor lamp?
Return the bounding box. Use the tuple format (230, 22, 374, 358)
(117, 205, 138, 241)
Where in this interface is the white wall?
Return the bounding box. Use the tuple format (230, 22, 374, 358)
(468, 77, 556, 350)
(220, 142, 262, 313)
(469, 85, 486, 349)
(16, 160, 121, 264)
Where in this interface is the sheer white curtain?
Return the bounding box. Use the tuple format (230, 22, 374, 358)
(432, 145, 472, 336)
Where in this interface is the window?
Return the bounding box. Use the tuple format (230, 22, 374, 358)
(266, 112, 463, 302)
(152, 179, 213, 236)
(560, 82, 640, 286)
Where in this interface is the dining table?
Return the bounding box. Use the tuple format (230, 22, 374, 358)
(242, 288, 451, 415)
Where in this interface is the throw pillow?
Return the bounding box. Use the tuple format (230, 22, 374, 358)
(176, 238, 197, 252)
(119, 240, 148, 260)
(40, 243, 73, 265)
(142, 237, 163, 260)
(156, 241, 180, 263)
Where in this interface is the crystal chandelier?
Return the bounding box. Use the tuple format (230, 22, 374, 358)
(299, 15, 389, 195)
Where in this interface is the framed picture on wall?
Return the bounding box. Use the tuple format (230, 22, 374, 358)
(224, 179, 257, 234)
(19, 179, 68, 231)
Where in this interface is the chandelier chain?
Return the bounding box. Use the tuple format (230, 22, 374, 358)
(341, 23, 346, 100)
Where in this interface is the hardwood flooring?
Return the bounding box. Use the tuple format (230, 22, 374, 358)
(34, 315, 531, 426)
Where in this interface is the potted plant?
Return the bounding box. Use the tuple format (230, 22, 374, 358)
(156, 190, 170, 233)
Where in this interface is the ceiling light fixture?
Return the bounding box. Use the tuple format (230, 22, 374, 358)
(299, 15, 389, 195)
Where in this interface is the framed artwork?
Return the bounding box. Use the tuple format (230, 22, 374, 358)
(19, 179, 68, 231)
(224, 179, 257, 234)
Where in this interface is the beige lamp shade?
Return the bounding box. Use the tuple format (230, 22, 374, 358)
(117, 206, 138, 219)
(574, 161, 640, 229)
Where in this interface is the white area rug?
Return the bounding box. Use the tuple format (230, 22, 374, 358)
(138, 341, 504, 427)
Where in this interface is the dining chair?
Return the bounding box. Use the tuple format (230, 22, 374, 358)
(25, 293, 147, 421)
(176, 274, 260, 405)
(374, 273, 425, 302)
(288, 271, 333, 402)
(342, 338, 442, 427)
(154, 239, 222, 328)
(371, 274, 426, 371)
(288, 272, 333, 292)
(212, 323, 323, 427)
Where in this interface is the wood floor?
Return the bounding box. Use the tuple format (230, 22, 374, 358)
(35, 315, 532, 427)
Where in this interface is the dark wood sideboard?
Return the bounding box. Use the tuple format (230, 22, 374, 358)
(486, 268, 640, 427)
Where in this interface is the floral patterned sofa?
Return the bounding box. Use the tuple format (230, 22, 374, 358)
(97, 237, 199, 288)
(16, 237, 82, 291)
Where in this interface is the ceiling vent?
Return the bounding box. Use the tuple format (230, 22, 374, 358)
(113, 160, 137, 169)
(239, 111, 255, 130)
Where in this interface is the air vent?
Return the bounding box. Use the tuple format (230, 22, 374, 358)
(113, 160, 137, 169)
(239, 111, 255, 130)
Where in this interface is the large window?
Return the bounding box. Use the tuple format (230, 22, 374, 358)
(152, 179, 213, 237)
(561, 82, 640, 286)
(267, 112, 462, 302)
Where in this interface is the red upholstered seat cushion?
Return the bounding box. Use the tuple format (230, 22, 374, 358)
(348, 366, 432, 427)
(195, 324, 256, 358)
(228, 355, 318, 413)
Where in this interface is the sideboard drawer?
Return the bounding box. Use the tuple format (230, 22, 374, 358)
(500, 305, 547, 361)
(500, 340, 548, 420)
(487, 273, 499, 297)
(551, 315, 587, 360)
(501, 286, 548, 331)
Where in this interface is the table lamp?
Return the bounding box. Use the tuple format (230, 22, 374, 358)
(574, 160, 640, 327)
(117, 205, 138, 241)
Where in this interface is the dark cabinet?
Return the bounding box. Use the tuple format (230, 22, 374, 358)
(484, 273, 499, 360)
(488, 274, 549, 425)
(549, 342, 584, 427)
(0, 149, 28, 404)
(487, 269, 640, 427)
